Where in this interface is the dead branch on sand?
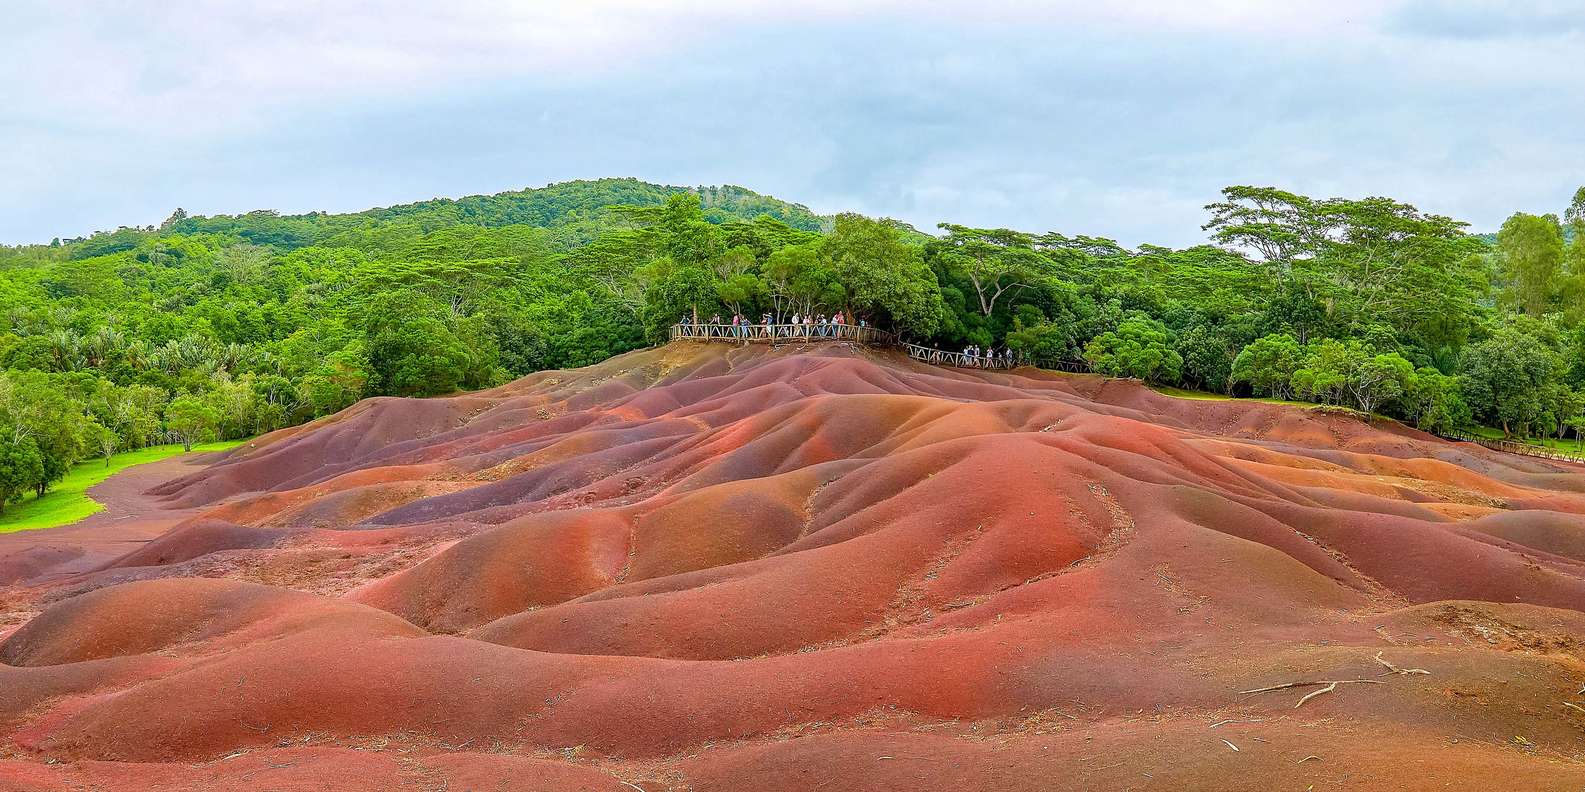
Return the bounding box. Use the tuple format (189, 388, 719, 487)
(1242, 652, 1431, 707)
(1240, 678, 1384, 708)
(1373, 651, 1429, 676)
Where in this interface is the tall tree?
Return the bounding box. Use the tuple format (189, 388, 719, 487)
(819, 214, 943, 337)
(1202, 187, 1322, 268)
(0, 435, 44, 512)
(1231, 334, 1304, 399)
(1460, 323, 1567, 437)
(1495, 212, 1566, 315)
(165, 395, 220, 452)
(1562, 187, 1585, 321)
(936, 224, 1038, 316)
(1083, 318, 1182, 384)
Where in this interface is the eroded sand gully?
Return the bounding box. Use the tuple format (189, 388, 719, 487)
(3, 342, 1585, 790)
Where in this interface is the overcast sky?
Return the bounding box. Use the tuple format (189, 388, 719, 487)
(3, 1, 1582, 247)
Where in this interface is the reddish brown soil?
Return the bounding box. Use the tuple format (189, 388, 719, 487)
(3, 342, 1585, 790)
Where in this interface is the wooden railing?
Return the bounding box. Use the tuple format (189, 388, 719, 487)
(1439, 430, 1585, 465)
(900, 342, 1018, 370)
(669, 322, 895, 345)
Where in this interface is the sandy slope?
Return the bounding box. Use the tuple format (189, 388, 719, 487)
(2, 341, 1584, 790)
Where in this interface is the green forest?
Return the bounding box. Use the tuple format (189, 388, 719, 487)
(2, 177, 1584, 511)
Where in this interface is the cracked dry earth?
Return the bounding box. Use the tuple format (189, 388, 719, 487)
(3, 341, 1585, 790)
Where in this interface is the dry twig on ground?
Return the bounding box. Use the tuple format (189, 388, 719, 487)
(1240, 678, 1385, 708)
(1242, 651, 1431, 708)
(1373, 652, 1429, 676)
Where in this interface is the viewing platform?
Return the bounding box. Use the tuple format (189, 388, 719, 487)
(668, 322, 1019, 370)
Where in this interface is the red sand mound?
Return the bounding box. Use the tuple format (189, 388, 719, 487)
(4, 341, 1585, 790)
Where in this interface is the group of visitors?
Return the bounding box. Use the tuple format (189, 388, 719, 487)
(676, 314, 1014, 368)
(960, 345, 1015, 368)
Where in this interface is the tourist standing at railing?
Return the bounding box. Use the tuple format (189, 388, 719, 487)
(803, 314, 813, 337)
(833, 311, 845, 328)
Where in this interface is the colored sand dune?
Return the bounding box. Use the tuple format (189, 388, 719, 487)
(3, 343, 1585, 790)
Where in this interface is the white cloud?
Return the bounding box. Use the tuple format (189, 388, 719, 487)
(1386, 0, 1585, 38)
(2, 1, 1582, 244)
(0, 1, 1395, 132)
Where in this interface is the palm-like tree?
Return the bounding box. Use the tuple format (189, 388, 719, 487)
(46, 329, 81, 371)
(85, 325, 124, 368)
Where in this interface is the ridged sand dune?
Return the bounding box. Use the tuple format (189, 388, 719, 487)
(3, 342, 1585, 790)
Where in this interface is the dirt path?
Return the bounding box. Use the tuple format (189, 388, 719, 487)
(0, 451, 227, 585)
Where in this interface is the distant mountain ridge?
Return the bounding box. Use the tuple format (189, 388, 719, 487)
(45, 178, 831, 255)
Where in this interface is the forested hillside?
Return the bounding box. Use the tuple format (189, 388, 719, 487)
(0, 179, 828, 508)
(1, 177, 1584, 511)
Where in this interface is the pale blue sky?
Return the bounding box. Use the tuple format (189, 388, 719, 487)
(3, 1, 1582, 246)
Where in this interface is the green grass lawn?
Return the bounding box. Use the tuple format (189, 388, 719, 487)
(0, 440, 243, 535)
